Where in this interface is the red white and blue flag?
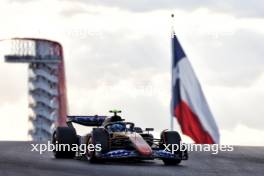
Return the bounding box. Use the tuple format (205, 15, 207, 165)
(171, 32, 220, 144)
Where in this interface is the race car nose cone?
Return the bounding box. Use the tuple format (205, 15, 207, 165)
(128, 133, 153, 156)
(137, 145, 153, 156)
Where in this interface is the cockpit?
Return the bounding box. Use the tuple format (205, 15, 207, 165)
(105, 122, 134, 133)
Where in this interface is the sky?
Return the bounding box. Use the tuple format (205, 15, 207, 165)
(0, 0, 263, 145)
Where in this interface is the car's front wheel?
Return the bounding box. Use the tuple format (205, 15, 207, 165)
(160, 131, 182, 165)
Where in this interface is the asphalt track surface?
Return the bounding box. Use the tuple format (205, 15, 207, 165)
(0, 142, 263, 176)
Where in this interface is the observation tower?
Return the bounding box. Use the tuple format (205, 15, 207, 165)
(1, 38, 68, 141)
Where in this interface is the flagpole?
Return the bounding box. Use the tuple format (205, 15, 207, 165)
(170, 13, 175, 131)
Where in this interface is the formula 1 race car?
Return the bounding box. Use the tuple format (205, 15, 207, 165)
(52, 110, 188, 165)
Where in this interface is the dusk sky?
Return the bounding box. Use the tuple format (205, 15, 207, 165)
(0, 0, 263, 145)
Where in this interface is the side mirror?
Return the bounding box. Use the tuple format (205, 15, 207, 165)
(145, 128, 154, 132)
(134, 127, 143, 133)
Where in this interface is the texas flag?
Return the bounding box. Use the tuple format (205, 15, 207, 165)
(171, 32, 220, 144)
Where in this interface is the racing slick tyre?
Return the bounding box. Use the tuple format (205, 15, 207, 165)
(160, 131, 182, 165)
(52, 127, 78, 159)
(87, 128, 109, 163)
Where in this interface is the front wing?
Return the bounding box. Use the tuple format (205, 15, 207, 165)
(98, 149, 188, 160)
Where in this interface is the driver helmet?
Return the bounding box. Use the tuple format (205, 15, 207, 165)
(111, 123, 125, 132)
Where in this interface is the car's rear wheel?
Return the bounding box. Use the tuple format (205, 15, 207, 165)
(52, 127, 78, 159)
(160, 131, 182, 165)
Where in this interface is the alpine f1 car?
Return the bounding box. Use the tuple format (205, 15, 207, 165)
(52, 110, 188, 165)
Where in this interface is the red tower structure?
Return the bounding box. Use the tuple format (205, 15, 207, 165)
(1, 38, 68, 140)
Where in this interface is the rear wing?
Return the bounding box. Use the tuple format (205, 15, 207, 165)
(67, 115, 107, 126)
